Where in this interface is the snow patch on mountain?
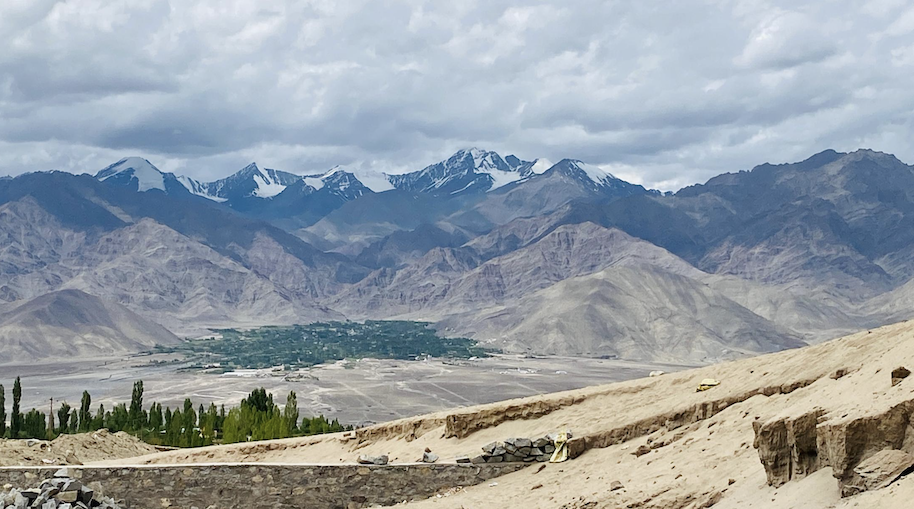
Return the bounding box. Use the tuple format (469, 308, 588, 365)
(97, 157, 166, 192)
(359, 171, 396, 192)
(304, 166, 347, 191)
(387, 148, 538, 195)
(467, 148, 527, 190)
(252, 173, 288, 198)
(176, 175, 227, 202)
(530, 159, 552, 175)
(304, 175, 325, 190)
(568, 160, 617, 184)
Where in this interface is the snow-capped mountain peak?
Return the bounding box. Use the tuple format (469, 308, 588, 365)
(303, 166, 370, 200)
(96, 157, 166, 192)
(387, 149, 538, 196)
(562, 159, 617, 184)
(542, 158, 655, 197)
(193, 163, 303, 202)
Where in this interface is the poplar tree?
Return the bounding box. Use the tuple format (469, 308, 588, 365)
(0, 384, 6, 438)
(11, 377, 22, 438)
(128, 381, 145, 431)
(284, 391, 299, 432)
(78, 391, 92, 432)
(57, 402, 72, 434)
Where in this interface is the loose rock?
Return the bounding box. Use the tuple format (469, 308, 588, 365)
(633, 445, 652, 457)
(1, 474, 123, 509)
(357, 454, 389, 466)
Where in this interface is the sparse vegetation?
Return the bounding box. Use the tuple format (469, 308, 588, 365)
(157, 320, 491, 370)
(0, 381, 349, 447)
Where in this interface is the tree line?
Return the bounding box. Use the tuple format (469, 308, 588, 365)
(0, 378, 350, 447)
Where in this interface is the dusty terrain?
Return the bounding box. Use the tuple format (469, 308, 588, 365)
(4, 354, 683, 426)
(82, 318, 914, 508)
(0, 429, 161, 467)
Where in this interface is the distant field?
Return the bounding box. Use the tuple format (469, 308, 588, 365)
(3, 354, 690, 427)
(156, 321, 492, 370)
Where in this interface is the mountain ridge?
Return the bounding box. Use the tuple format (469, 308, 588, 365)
(5, 147, 914, 363)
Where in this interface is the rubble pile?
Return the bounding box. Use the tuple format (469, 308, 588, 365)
(469, 433, 567, 464)
(1, 469, 122, 509)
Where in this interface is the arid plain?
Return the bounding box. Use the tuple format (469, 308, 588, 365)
(2, 353, 686, 426)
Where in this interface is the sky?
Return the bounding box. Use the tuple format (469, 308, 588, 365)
(1, 0, 913, 191)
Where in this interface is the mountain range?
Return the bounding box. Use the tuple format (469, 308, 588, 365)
(2, 147, 913, 363)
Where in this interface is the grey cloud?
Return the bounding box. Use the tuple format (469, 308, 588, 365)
(0, 0, 913, 191)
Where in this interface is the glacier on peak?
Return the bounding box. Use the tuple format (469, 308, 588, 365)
(96, 157, 166, 192)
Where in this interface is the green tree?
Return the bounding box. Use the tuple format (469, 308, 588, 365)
(128, 381, 145, 431)
(57, 402, 72, 434)
(182, 398, 195, 430)
(22, 408, 46, 439)
(167, 408, 182, 446)
(0, 384, 6, 438)
(78, 391, 92, 432)
(11, 377, 22, 438)
(69, 412, 78, 433)
(92, 404, 105, 431)
(106, 403, 128, 432)
(284, 391, 299, 433)
(148, 403, 164, 432)
(182, 399, 198, 447)
(245, 388, 271, 413)
(222, 406, 249, 444)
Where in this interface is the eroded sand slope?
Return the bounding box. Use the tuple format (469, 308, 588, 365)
(89, 319, 914, 508)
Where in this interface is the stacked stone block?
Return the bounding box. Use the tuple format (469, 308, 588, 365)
(471, 433, 567, 464)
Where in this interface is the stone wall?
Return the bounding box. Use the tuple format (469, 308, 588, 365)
(0, 463, 527, 509)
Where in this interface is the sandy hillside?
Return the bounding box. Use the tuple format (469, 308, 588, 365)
(0, 429, 163, 467)
(91, 319, 914, 508)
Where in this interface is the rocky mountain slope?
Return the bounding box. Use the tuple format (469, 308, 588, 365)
(330, 223, 806, 362)
(0, 289, 180, 362)
(441, 265, 804, 363)
(5, 147, 914, 363)
(0, 184, 350, 335)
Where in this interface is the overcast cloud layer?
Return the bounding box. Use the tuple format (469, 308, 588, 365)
(1, 0, 914, 190)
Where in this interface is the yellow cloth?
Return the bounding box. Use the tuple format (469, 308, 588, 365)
(696, 378, 721, 392)
(550, 431, 569, 463)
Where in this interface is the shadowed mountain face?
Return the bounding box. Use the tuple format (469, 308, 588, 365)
(0, 289, 181, 363)
(672, 149, 914, 296)
(0, 176, 355, 336)
(5, 148, 914, 363)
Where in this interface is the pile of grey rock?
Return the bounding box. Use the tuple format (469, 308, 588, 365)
(462, 434, 566, 464)
(1, 469, 122, 509)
